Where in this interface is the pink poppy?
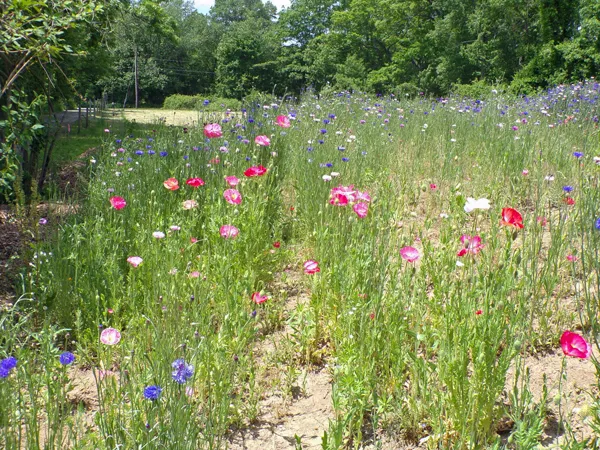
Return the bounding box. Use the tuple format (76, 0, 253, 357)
(566, 255, 578, 262)
(186, 178, 205, 187)
(430, 184, 438, 190)
(100, 327, 121, 345)
(220, 225, 239, 239)
(560, 330, 592, 359)
(189, 271, 200, 278)
(501, 208, 524, 229)
(457, 235, 484, 257)
(225, 175, 240, 186)
(355, 191, 371, 203)
(127, 256, 143, 267)
(163, 178, 179, 191)
(223, 189, 242, 205)
(254, 135, 271, 146)
(537, 216, 548, 227)
(329, 185, 356, 206)
(275, 115, 291, 128)
(182, 199, 198, 210)
(109, 196, 126, 210)
(244, 165, 268, 177)
(353, 202, 369, 218)
(303, 260, 320, 275)
(204, 123, 222, 138)
(252, 292, 269, 304)
(399, 246, 420, 262)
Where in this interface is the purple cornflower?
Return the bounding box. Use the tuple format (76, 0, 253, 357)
(595, 218, 600, 230)
(342, 157, 349, 162)
(171, 359, 194, 384)
(39, 218, 48, 225)
(573, 152, 584, 158)
(159, 151, 168, 157)
(563, 186, 574, 193)
(144, 385, 162, 400)
(59, 352, 75, 365)
(320, 129, 327, 134)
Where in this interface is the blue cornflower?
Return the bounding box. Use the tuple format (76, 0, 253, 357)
(573, 152, 584, 158)
(320, 129, 327, 134)
(329, 114, 336, 119)
(245, 156, 251, 161)
(338, 146, 346, 151)
(322, 119, 330, 125)
(203, 100, 210, 106)
(127, 157, 132, 162)
(0, 356, 17, 378)
(307, 147, 313, 152)
(595, 218, 600, 230)
(144, 385, 162, 400)
(325, 162, 333, 168)
(342, 157, 349, 162)
(116, 139, 122, 144)
(171, 359, 194, 384)
(241, 108, 247, 113)
(147, 150, 155, 155)
(248, 118, 254, 123)
(318, 139, 324, 144)
(135, 150, 144, 156)
(59, 352, 75, 365)
(183, 155, 189, 160)
(563, 186, 574, 193)
(160, 151, 168, 157)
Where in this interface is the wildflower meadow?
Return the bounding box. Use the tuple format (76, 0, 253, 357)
(3, 83, 600, 449)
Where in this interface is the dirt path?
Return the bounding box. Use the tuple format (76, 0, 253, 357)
(57, 108, 226, 127)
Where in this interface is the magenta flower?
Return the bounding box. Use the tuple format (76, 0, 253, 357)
(186, 177, 205, 187)
(225, 175, 240, 186)
(399, 246, 420, 262)
(252, 292, 269, 304)
(560, 331, 592, 359)
(353, 202, 369, 218)
(254, 135, 271, 146)
(223, 189, 242, 205)
(244, 165, 268, 177)
(329, 185, 356, 206)
(303, 260, 320, 274)
(457, 235, 484, 257)
(100, 327, 121, 345)
(204, 123, 222, 138)
(220, 225, 239, 239)
(275, 115, 291, 128)
(109, 196, 126, 210)
(127, 256, 143, 267)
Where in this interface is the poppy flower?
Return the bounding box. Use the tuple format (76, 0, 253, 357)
(225, 176, 240, 186)
(244, 165, 267, 177)
(303, 260, 320, 274)
(186, 178, 205, 187)
(254, 135, 271, 146)
(127, 256, 143, 267)
(153, 231, 165, 239)
(464, 197, 491, 213)
(223, 189, 242, 205)
(182, 200, 198, 210)
(220, 225, 239, 239)
(109, 196, 127, 210)
(353, 202, 369, 218)
(275, 115, 291, 128)
(100, 327, 121, 345)
(164, 178, 179, 191)
(564, 197, 575, 206)
(501, 208, 524, 229)
(329, 185, 356, 206)
(273, 241, 280, 248)
(204, 123, 222, 138)
(537, 216, 548, 226)
(457, 235, 484, 256)
(560, 331, 592, 359)
(399, 246, 420, 262)
(251, 292, 269, 304)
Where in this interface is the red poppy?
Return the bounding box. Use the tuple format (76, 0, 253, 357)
(564, 197, 575, 206)
(501, 208, 524, 229)
(186, 178, 205, 187)
(273, 242, 280, 248)
(244, 165, 268, 177)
